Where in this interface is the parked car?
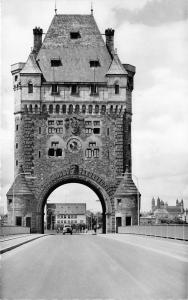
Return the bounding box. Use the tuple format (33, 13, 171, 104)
(62, 224, 72, 235)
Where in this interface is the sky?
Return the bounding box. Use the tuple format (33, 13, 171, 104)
(0, 0, 188, 213)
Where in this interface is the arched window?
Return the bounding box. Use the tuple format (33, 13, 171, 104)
(115, 84, 119, 94)
(24, 105, 28, 113)
(82, 105, 86, 114)
(42, 104, 47, 113)
(34, 105, 38, 114)
(49, 104, 53, 114)
(110, 105, 113, 114)
(101, 105, 106, 115)
(56, 104, 60, 114)
(28, 82, 33, 93)
(75, 104, 79, 114)
(29, 104, 33, 113)
(62, 105, 66, 114)
(95, 105, 99, 114)
(69, 104, 73, 114)
(88, 105, 93, 114)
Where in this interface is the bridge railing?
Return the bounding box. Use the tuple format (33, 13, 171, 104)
(0, 225, 30, 236)
(118, 225, 188, 241)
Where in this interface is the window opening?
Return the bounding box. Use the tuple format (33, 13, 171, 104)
(82, 105, 86, 114)
(8, 199, 12, 205)
(51, 59, 62, 67)
(56, 120, 63, 126)
(51, 84, 58, 95)
(29, 105, 33, 113)
(69, 104, 73, 114)
(62, 105, 66, 114)
(95, 105, 99, 114)
(39, 151, 41, 158)
(91, 84, 98, 95)
(16, 216, 22, 226)
(93, 121, 100, 126)
(89, 142, 96, 147)
(49, 105, 53, 114)
(115, 84, 119, 94)
(42, 104, 47, 113)
(71, 85, 79, 95)
(56, 105, 60, 114)
(48, 120, 54, 125)
(88, 105, 93, 114)
(93, 128, 100, 134)
(28, 83, 33, 93)
(107, 128, 110, 135)
(16, 143, 18, 149)
(90, 60, 100, 68)
(16, 124, 19, 131)
(34, 105, 38, 113)
(70, 32, 81, 39)
(75, 105, 80, 113)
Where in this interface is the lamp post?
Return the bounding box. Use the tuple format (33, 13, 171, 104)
(12, 172, 36, 225)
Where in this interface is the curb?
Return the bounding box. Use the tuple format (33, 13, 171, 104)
(0, 234, 49, 254)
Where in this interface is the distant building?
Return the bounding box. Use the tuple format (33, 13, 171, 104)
(47, 203, 86, 229)
(151, 198, 184, 222)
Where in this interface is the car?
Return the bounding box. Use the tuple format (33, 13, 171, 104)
(62, 224, 72, 235)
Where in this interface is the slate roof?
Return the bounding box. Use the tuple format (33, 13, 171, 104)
(114, 173, 139, 196)
(37, 14, 112, 83)
(7, 166, 34, 196)
(20, 53, 42, 74)
(106, 53, 127, 76)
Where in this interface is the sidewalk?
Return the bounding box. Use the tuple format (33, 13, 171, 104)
(0, 234, 48, 254)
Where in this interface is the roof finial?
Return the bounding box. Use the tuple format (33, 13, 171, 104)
(55, 0, 57, 15)
(91, 1, 93, 15)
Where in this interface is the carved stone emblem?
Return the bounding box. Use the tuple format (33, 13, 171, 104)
(65, 116, 84, 135)
(67, 138, 82, 153)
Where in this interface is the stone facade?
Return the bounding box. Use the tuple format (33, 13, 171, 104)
(7, 13, 139, 233)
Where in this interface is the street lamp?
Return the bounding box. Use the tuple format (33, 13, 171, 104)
(12, 172, 36, 225)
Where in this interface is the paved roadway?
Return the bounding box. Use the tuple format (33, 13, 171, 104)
(1, 234, 188, 300)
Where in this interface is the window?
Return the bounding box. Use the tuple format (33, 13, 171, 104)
(93, 121, 100, 126)
(85, 121, 92, 126)
(115, 84, 119, 94)
(56, 105, 60, 114)
(75, 105, 80, 113)
(85, 149, 92, 158)
(89, 142, 96, 147)
(42, 104, 47, 113)
(93, 128, 100, 134)
(88, 105, 93, 114)
(15, 75, 18, 81)
(51, 59, 62, 67)
(39, 151, 41, 158)
(82, 105, 86, 114)
(8, 199, 12, 205)
(71, 85, 79, 95)
(70, 32, 81, 39)
(85, 128, 92, 134)
(16, 143, 18, 149)
(16, 216, 22, 226)
(34, 105, 38, 113)
(56, 120, 63, 126)
(62, 105, 66, 114)
(49, 105, 53, 114)
(90, 60, 100, 68)
(16, 124, 18, 131)
(28, 83, 33, 93)
(101, 105, 106, 115)
(69, 104, 73, 114)
(93, 149, 99, 158)
(39, 127, 41, 134)
(95, 105, 99, 114)
(48, 120, 54, 125)
(51, 84, 58, 95)
(117, 199, 122, 206)
(107, 128, 110, 135)
(16, 160, 18, 166)
(90, 84, 98, 95)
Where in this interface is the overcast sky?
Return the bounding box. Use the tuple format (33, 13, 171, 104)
(1, 0, 188, 213)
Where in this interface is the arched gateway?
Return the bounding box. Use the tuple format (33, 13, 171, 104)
(7, 13, 140, 233)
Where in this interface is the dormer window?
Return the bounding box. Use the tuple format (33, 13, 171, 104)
(51, 58, 62, 67)
(90, 60, 100, 68)
(71, 84, 79, 95)
(115, 84, 119, 94)
(90, 84, 98, 96)
(51, 84, 59, 95)
(70, 32, 81, 39)
(28, 83, 33, 93)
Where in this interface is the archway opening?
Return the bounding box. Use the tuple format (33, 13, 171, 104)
(42, 182, 106, 234)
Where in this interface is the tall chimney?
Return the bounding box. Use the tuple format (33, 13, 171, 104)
(33, 27, 43, 54)
(105, 28, 115, 55)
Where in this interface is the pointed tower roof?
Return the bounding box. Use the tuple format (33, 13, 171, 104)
(20, 53, 41, 74)
(114, 173, 139, 197)
(106, 52, 127, 76)
(37, 14, 111, 82)
(6, 166, 34, 196)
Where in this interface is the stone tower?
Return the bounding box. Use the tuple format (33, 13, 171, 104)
(7, 13, 139, 233)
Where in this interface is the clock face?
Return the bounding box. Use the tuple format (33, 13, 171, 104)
(67, 138, 82, 153)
